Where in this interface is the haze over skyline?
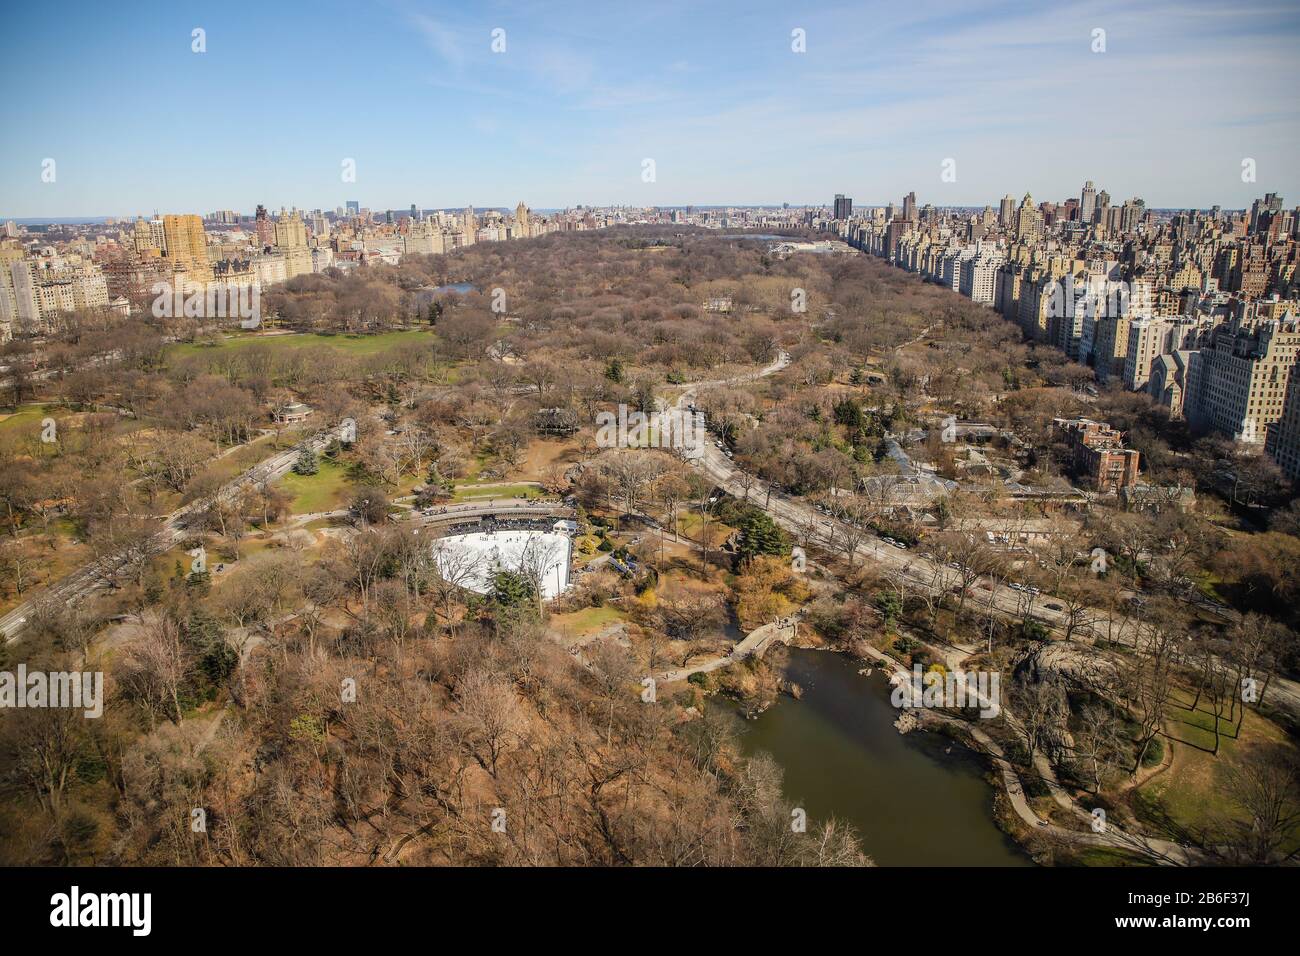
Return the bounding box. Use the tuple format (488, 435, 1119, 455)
(3, 0, 1299, 218)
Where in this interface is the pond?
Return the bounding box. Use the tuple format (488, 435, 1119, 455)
(731, 648, 1032, 866)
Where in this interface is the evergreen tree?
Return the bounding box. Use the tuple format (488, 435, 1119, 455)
(737, 509, 789, 562)
(491, 570, 537, 608)
(833, 396, 865, 430)
(292, 448, 319, 476)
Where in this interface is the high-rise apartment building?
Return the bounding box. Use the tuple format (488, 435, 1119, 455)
(272, 208, 311, 279)
(998, 195, 1015, 227)
(1272, 353, 1300, 481)
(902, 191, 917, 223)
(403, 219, 446, 256)
(959, 249, 1003, 304)
(254, 205, 274, 249)
(1119, 198, 1145, 234)
(0, 254, 109, 335)
(1190, 316, 1300, 444)
(162, 214, 211, 282)
(131, 217, 166, 256)
(273, 208, 307, 249)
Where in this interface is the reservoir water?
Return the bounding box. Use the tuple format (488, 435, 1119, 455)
(733, 648, 1032, 866)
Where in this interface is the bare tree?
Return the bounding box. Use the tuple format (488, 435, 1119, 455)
(2, 706, 84, 819)
(117, 616, 189, 727)
(1012, 676, 1068, 764)
(429, 537, 489, 636)
(1070, 703, 1126, 793)
(1214, 744, 1300, 864)
(455, 668, 527, 778)
(1123, 619, 1177, 774)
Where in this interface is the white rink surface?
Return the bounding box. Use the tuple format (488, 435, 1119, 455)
(432, 530, 572, 599)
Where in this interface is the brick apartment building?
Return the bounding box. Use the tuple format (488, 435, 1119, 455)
(1053, 417, 1141, 492)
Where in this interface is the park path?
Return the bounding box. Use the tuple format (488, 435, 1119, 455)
(859, 643, 1199, 865)
(656, 617, 799, 684)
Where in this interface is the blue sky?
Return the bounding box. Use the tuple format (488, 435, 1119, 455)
(2, 0, 1298, 218)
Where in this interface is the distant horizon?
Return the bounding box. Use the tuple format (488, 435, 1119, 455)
(0, 199, 1263, 227)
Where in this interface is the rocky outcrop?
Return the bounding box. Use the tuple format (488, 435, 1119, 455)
(1011, 641, 1120, 697)
(1011, 641, 1119, 765)
(894, 712, 920, 734)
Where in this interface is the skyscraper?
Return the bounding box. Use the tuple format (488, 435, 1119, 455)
(903, 191, 918, 223)
(1080, 181, 1097, 225)
(1015, 194, 1041, 240)
(833, 194, 853, 221)
(999, 194, 1015, 227)
(1120, 198, 1145, 234)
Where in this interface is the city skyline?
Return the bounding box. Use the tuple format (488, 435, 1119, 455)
(3, 0, 1299, 218)
(0, 193, 1281, 227)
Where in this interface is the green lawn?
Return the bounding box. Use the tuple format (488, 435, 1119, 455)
(1133, 690, 1299, 852)
(203, 432, 284, 482)
(167, 329, 439, 360)
(1068, 846, 1155, 867)
(549, 605, 627, 635)
(0, 403, 63, 435)
(451, 481, 546, 502)
(278, 459, 353, 514)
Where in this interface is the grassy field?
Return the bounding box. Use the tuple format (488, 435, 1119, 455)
(278, 459, 354, 514)
(1133, 689, 1298, 852)
(0, 403, 63, 435)
(204, 432, 286, 482)
(451, 481, 545, 502)
(1068, 846, 1155, 867)
(166, 329, 438, 360)
(0, 527, 90, 615)
(549, 605, 627, 635)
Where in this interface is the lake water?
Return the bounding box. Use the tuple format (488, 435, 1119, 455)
(732, 648, 1032, 866)
(430, 282, 475, 294)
